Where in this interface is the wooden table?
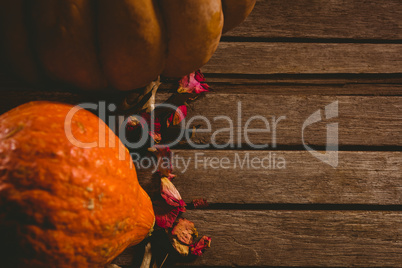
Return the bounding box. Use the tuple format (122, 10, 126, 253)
(1, 0, 401, 267)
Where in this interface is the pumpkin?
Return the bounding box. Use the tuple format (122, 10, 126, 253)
(0, 101, 154, 267)
(0, 0, 256, 91)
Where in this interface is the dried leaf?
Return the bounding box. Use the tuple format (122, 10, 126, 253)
(171, 218, 197, 245)
(121, 77, 160, 113)
(126, 116, 141, 130)
(171, 238, 190, 256)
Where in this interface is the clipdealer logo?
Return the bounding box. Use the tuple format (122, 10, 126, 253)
(63, 100, 339, 169)
(302, 101, 339, 168)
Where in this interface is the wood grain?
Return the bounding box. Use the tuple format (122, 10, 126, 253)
(180, 94, 402, 147)
(115, 210, 402, 267)
(135, 150, 402, 205)
(224, 0, 402, 40)
(186, 210, 402, 267)
(202, 43, 402, 75)
(0, 1, 400, 268)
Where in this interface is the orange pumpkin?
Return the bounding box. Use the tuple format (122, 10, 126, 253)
(0, 101, 154, 267)
(0, 0, 256, 91)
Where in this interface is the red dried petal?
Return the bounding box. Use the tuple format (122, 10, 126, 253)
(172, 218, 197, 245)
(167, 105, 188, 127)
(161, 177, 186, 210)
(190, 236, 211, 256)
(194, 70, 206, 82)
(153, 199, 181, 229)
(192, 198, 209, 209)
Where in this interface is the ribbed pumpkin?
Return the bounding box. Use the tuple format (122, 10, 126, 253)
(0, 101, 154, 267)
(0, 0, 256, 91)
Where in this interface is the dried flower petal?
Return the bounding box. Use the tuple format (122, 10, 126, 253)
(161, 177, 186, 210)
(194, 71, 206, 83)
(177, 71, 210, 94)
(167, 105, 187, 127)
(190, 236, 211, 256)
(149, 131, 161, 143)
(126, 113, 161, 143)
(152, 171, 176, 181)
(153, 199, 181, 229)
(165, 173, 177, 181)
(192, 198, 209, 209)
(126, 116, 141, 131)
(172, 218, 197, 245)
(150, 146, 173, 176)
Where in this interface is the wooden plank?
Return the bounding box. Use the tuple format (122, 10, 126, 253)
(202, 43, 402, 75)
(0, 92, 401, 147)
(184, 210, 402, 267)
(180, 94, 402, 147)
(136, 150, 402, 205)
(115, 210, 402, 267)
(224, 0, 402, 40)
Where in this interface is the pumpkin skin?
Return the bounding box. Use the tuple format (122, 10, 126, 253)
(0, 101, 154, 267)
(0, 0, 256, 91)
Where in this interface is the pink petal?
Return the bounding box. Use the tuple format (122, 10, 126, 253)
(190, 236, 211, 256)
(192, 198, 209, 209)
(161, 177, 186, 210)
(167, 105, 188, 127)
(165, 173, 177, 181)
(178, 71, 210, 94)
